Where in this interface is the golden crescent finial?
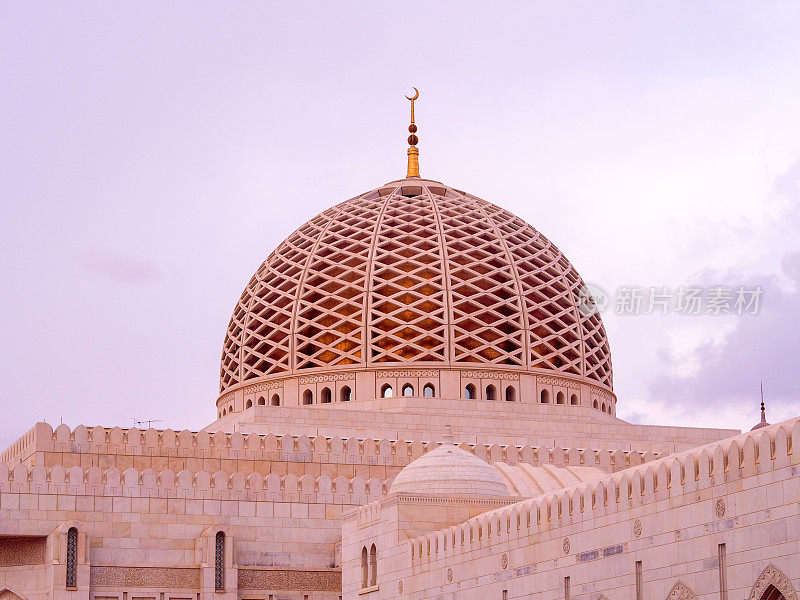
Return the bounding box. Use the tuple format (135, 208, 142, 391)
(405, 87, 420, 178)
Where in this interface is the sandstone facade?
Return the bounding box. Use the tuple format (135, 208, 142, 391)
(1, 177, 794, 600)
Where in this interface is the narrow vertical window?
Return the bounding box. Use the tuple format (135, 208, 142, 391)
(361, 546, 368, 588)
(502, 590, 508, 600)
(214, 531, 225, 590)
(369, 544, 377, 586)
(718, 544, 728, 600)
(565, 576, 571, 600)
(66, 527, 78, 589)
(635, 560, 643, 600)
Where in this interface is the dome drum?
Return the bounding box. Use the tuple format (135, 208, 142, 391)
(215, 366, 617, 420)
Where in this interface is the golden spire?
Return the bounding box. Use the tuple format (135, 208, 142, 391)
(405, 87, 420, 178)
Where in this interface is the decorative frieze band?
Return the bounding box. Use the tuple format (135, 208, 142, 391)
(537, 376, 580, 390)
(298, 373, 356, 384)
(238, 568, 341, 592)
(378, 370, 438, 378)
(461, 371, 519, 381)
(246, 380, 284, 393)
(90, 566, 201, 588)
(593, 387, 613, 400)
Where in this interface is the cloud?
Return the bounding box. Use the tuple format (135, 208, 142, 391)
(650, 254, 798, 394)
(77, 250, 161, 283)
(774, 160, 800, 201)
(647, 159, 800, 425)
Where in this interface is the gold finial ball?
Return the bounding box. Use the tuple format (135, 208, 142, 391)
(408, 134, 418, 145)
(408, 124, 418, 133)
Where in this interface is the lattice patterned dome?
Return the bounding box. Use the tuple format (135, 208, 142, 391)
(220, 178, 612, 394)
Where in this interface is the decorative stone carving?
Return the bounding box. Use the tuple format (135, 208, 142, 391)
(299, 373, 356, 384)
(90, 566, 201, 588)
(0, 537, 46, 566)
(748, 564, 798, 600)
(715, 498, 726, 518)
(398, 580, 403, 594)
(500, 553, 508, 569)
(593, 387, 613, 400)
(666, 581, 697, 600)
(380, 370, 438, 379)
(563, 537, 570, 554)
(537, 376, 580, 389)
(237, 568, 341, 592)
(447, 566, 453, 582)
(246, 380, 285, 393)
(463, 371, 519, 381)
(633, 519, 642, 538)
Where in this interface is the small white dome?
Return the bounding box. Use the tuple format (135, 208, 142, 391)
(389, 440, 510, 498)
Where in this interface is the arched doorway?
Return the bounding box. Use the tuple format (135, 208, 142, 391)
(666, 581, 697, 600)
(0, 589, 27, 600)
(761, 586, 787, 600)
(748, 565, 797, 600)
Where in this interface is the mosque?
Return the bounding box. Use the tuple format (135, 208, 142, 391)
(0, 92, 797, 600)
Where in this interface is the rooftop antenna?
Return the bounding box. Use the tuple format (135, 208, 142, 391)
(133, 418, 163, 429)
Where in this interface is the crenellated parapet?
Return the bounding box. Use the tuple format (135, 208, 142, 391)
(407, 416, 800, 566)
(0, 462, 388, 504)
(0, 422, 665, 474)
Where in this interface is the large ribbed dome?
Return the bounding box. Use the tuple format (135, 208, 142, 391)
(220, 178, 612, 393)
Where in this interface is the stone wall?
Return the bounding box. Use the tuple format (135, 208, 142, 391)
(0, 459, 368, 600)
(228, 400, 738, 452)
(2, 423, 673, 483)
(342, 418, 800, 600)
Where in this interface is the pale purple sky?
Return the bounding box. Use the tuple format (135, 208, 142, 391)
(2, 3, 799, 448)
